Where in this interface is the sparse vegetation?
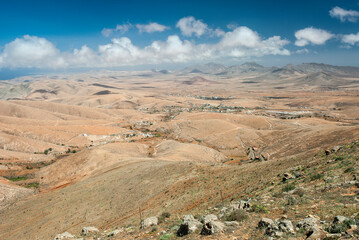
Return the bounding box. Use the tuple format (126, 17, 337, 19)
(282, 183, 296, 192)
(6, 176, 28, 182)
(251, 204, 269, 213)
(225, 209, 249, 222)
(25, 182, 39, 188)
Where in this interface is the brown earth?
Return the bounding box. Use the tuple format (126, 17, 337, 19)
(0, 70, 358, 239)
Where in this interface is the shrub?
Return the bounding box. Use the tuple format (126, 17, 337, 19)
(326, 219, 356, 233)
(151, 226, 158, 232)
(225, 209, 248, 222)
(158, 212, 171, 224)
(286, 196, 297, 206)
(282, 183, 296, 192)
(251, 204, 269, 213)
(26, 182, 39, 188)
(344, 167, 355, 173)
(7, 176, 27, 181)
(294, 188, 305, 197)
(334, 155, 345, 161)
(310, 173, 324, 181)
(160, 233, 174, 240)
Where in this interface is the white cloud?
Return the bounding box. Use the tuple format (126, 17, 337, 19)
(0, 35, 66, 69)
(136, 22, 169, 33)
(220, 27, 261, 48)
(176, 16, 208, 37)
(101, 23, 133, 37)
(212, 28, 225, 37)
(296, 48, 309, 54)
(0, 27, 291, 69)
(342, 32, 359, 45)
(330, 6, 359, 22)
(294, 27, 334, 46)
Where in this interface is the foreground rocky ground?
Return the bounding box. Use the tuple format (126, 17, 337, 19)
(53, 142, 359, 239)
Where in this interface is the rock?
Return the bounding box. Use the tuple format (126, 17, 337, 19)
(54, 232, 74, 240)
(200, 220, 225, 235)
(200, 214, 218, 224)
(297, 216, 324, 239)
(81, 227, 99, 236)
(224, 221, 240, 227)
(107, 229, 122, 237)
(306, 227, 326, 240)
(282, 172, 295, 182)
(292, 171, 302, 178)
(346, 224, 358, 235)
(331, 146, 341, 152)
(258, 218, 275, 229)
(177, 215, 202, 236)
(333, 215, 348, 225)
(325, 233, 342, 239)
(278, 220, 294, 234)
(297, 216, 319, 231)
(140, 216, 158, 229)
(218, 206, 236, 219)
(238, 199, 251, 211)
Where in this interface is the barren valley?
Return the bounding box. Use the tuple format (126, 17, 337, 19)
(0, 63, 359, 240)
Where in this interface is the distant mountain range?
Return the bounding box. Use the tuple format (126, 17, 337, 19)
(181, 62, 359, 78)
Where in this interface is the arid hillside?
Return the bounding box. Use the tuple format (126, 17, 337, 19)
(0, 64, 358, 239)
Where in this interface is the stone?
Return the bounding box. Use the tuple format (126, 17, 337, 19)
(218, 206, 236, 219)
(238, 200, 251, 211)
(224, 221, 240, 227)
(177, 215, 202, 236)
(265, 224, 283, 237)
(331, 146, 341, 152)
(296, 216, 325, 239)
(140, 216, 158, 229)
(200, 220, 225, 235)
(54, 232, 74, 240)
(278, 219, 294, 234)
(107, 229, 122, 237)
(282, 172, 295, 182)
(81, 227, 99, 236)
(332, 215, 348, 225)
(325, 233, 342, 239)
(200, 214, 218, 224)
(258, 218, 274, 229)
(297, 216, 319, 231)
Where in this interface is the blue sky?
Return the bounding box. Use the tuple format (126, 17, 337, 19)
(0, 0, 359, 77)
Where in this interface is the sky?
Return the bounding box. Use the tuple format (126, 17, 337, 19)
(0, 0, 359, 78)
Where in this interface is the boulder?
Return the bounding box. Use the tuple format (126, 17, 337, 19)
(297, 215, 319, 231)
(297, 215, 324, 239)
(278, 220, 295, 234)
(258, 218, 275, 229)
(224, 221, 240, 227)
(107, 229, 122, 237)
(200, 220, 225, 235)
(238, 199, 251, 211)
(177, 215, 202, 236)
(141, 216, 158, 229)
(259, 218, 294, 237)
(331, 146, 341, 152)
(54, 232, 74, 240)
(282, 172, 295, 182)
(333, 215, 349, 225)
(200, 214, 218, 224)
(81, 227, 99, 236)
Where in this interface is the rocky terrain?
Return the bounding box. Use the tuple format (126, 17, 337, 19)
(0, 62, 358, 239)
